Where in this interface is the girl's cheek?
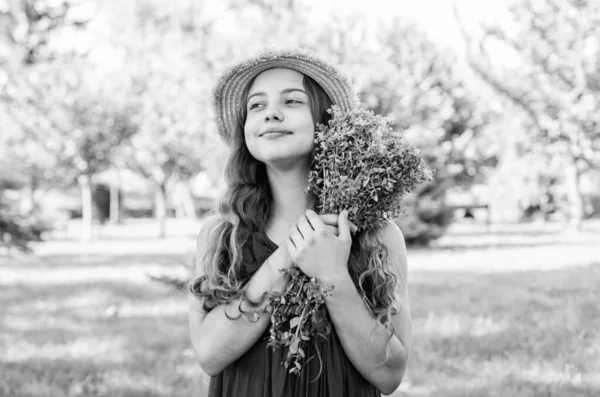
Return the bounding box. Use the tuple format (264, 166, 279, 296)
(244, 119, 257, 136)
(248, 113, 261, 126)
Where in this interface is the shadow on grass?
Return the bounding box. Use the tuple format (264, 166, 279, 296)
(1, 279, 191, 361)
(1, 310, 201, 397)
(415, 239, 598, 251)
(440, 375, 599, 397)
(5, 253, 193, 270)
(1, 279, 184, 306)
(446, 228, 561, 237)
(3, 251, 599, 397)
(405, 262, 600, 395)
(1, 356, 205, 397)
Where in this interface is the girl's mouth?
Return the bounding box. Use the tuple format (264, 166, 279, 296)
(260, 130, 292, 138)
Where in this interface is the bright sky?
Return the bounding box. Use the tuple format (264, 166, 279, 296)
(307, 0, 513, 48)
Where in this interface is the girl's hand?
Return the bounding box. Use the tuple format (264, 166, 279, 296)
(318, 213, 358, 236)
(285, 209, 354, 283)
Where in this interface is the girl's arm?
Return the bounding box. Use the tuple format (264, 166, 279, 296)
(188, 226, 293, 376)
(323, 221, 412, 395)
(285, 211, 411, 394)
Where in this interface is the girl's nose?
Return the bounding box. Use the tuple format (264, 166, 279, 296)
(264, 104, 284, 122)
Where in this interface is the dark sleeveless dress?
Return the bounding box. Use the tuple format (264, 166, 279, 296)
(207, 231, 381, 397)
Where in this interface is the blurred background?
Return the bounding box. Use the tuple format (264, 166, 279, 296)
(1, 0, 599, 396)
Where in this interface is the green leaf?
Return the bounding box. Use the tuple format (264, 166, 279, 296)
(289, 316, 301, 329)
(290, 335, 300, 354)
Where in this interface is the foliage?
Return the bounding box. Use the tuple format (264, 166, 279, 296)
(456, 0, 600, 227)
(266, 267, 334, 375)
(308, 106, 434, 231)
(0, 159, 55, 251)
(0, 0, 96, 195)
(394, 191, 455, 246)
(2, 0, 500, 241)
(0, 0, 91, 65)
(1, 0, 507, 242)
(1, 61, 138, 192)
(0, 192, 47, 252)
(98, 0, 231, 236)
(50, 72, 139, 183)
(357, 19, 497, 243)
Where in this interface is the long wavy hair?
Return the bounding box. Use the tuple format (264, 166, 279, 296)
(189, 70, 401, 337)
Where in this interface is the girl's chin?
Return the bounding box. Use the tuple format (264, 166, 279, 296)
(257, 150, 313, 167)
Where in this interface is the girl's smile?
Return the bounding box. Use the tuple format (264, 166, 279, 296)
(260, 128, 293, 137)
(261, 132, 291, 139)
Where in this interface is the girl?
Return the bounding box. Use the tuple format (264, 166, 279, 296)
(189, 50, 411, 397)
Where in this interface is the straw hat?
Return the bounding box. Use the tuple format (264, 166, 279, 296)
(212, 48, 359, 145)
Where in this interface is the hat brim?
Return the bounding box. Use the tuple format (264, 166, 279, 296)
(213, 49, 358, 144)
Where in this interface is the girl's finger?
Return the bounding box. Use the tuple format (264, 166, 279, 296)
(337, 210, 351, 240)
(297, 215, 313, 237)
(349, 222, 358, 233)
(304, 210, 325, 232)
(320, 213, 358, 232)
(325, 225, 339, 236)
(289, 224, 303, 243)
(285, 237, 296, 256)
(319, 214, 339, 226)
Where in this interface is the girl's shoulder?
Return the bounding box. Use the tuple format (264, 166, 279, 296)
(377, 220, 408, 276)
(377, 220, 404, 245)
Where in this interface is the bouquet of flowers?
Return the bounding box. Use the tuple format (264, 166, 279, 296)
(267, 106, 434, 373)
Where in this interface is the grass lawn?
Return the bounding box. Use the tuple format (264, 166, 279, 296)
(1, 220, 599, 396)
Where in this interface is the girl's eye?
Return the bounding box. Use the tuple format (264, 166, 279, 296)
(286, 99, 302, 104)
(249, 103, 263, 110)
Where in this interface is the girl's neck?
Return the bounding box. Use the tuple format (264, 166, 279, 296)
(266, 163, 316, 225)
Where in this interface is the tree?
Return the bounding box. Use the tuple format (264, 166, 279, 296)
(0, 76, 63, 215)
(0, 0, 96, 222)
(106, 0, 220, 237)
(454, 0, 600, 230)
(0, 163, 47, 252)
(0, 192, 38, 252)
(44, 64, 139, 241)
(272, 12, 497, 243)
(360, 18, 498, 244)
(0, 0, 94, 65)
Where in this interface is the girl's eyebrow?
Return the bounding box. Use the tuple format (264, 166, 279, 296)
(247, 88, 307, 101)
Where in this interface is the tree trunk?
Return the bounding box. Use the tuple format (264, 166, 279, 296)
(78, 174, 93, 242)
(21, 170, 40, 216)
(109, 170, 120, 224)
(180, 181, 197, 220)
(155, 183, 167, 238)
(563, 158, 584, 232)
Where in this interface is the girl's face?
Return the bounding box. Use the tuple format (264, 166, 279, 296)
(244, 68, 315, 168)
